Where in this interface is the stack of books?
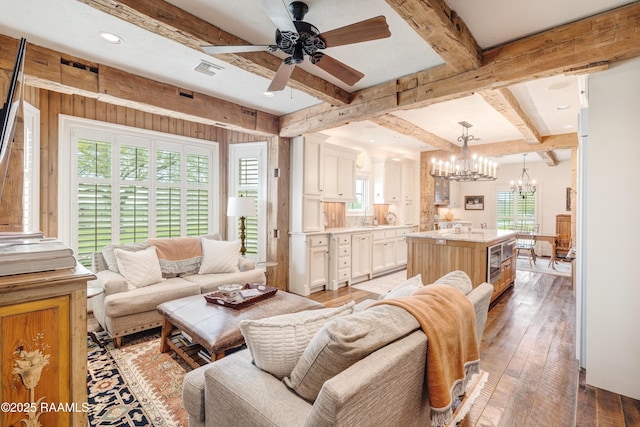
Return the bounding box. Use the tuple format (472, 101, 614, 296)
(0, 232, 76, 276)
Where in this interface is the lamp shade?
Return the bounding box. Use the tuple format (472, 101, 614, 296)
(227, 196, 256, 217)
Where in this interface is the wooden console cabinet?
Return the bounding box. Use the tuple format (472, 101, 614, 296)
(0, 265, 95, 426)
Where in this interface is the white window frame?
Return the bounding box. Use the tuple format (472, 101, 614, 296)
(59, 115, 219, 252)
(347, 173, 371, 214)
(228, 142, 267, 262)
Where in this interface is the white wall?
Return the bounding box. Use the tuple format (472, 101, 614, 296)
(584, 56, 640, 399)
(439, 159, 571, 255)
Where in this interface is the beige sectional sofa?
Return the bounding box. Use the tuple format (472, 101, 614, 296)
(90, 234, 266, 346)
(182, 271, 493, 427)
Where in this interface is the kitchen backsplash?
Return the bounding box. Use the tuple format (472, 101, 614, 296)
(324, 202, 391, 228)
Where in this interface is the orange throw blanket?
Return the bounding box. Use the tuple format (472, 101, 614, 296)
(148, 237, 202, 260)
(373, 284, 480, 426)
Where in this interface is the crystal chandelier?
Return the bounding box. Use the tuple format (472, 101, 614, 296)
(511, 153, 537, 198)
(429, 121, 497, 182)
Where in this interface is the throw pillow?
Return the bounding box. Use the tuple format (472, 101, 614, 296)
(102, 241, 150, 273)
(434, 270, 473, 295)
(284, 304, 419, 402)
(378, 274, 424, 300)
(198, 239, 241, 274)
(148, 237, 203, 277)
(239, 302, 355, 379)
(113, 246, 164, 289)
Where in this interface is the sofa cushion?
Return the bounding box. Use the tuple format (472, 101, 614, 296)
(239, 302, 355, 379)
(148, 237, 203, 277)
(102, 241, 150, 273)
(434, 270, 473, 295)
(199, 239, 241, 274)
(284, 304, 419, 402)
(113, 246, 164, 289)
(104, 277, 200, 317)
(378, 274, 423, 300)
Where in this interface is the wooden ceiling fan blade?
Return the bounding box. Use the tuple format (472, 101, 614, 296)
(318, 16, 391, 48)
(261, 0, 297, 33)
(202, 45, 271, 54)
(267, 63, 296, 92)
(314, 55, 364, 86)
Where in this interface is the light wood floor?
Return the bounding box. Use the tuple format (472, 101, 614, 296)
(309, 270, 640, 426)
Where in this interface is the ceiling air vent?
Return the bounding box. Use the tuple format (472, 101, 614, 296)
(193, 60, 224, 76)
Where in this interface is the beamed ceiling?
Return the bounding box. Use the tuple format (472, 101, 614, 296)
(1, 0, 639, 164)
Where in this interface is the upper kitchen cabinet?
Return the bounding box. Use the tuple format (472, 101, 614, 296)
(291, 134, 327, 233)
(373, 159, 402, 204)
(433, 176, 450, 206)
(322, 145, 357, 202)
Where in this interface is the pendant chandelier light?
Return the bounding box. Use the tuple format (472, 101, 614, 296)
(511, 153, 537, 198)
(429, 121, 497, 182)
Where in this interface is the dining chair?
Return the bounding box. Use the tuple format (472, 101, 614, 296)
(515, 224, 539, 267)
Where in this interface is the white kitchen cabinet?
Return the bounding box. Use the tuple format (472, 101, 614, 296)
(373, 159, 402, 204)
(291, 135, 326, 232)
(322, 145, 357, 202)
(371, 227, 412, 276)
(329, 233, 351, 289)
(351, 232, 372, 284)
(372, 229, 398, 274)
(289, 234, 329, 296)
(402, 159, 416, 202)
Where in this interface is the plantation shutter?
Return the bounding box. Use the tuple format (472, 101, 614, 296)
(155, 149, 182, 238)
(119, 145, 149, 243)
(186, 153, 210, 236)
(76, 139, 113, 267)
(237, 157, 259, 255)
(496, 190, 537, 231)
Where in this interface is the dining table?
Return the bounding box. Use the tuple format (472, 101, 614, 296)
(516, 233, 559, 269)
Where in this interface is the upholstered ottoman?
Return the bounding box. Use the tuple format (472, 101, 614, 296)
(157, 291, 323, 368)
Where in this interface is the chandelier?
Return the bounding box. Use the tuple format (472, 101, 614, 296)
(429, 121, 497, 182)
(511, 153, 537, 198)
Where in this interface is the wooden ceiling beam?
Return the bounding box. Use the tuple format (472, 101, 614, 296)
(469, 133, 578, 159)
(281, 2, 640, 136)
(384, 0, 481, 72)
(479, 88, 542, 144)
(537, 150, 559, 166)
(78, 0, 351, 106)
(371, 114, 459, 152)
(0, 35, 280, 136)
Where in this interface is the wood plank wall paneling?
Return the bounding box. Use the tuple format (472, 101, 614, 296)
(2, 86, 290, 287)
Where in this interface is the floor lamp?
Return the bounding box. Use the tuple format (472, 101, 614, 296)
(227, 196, 256, 256)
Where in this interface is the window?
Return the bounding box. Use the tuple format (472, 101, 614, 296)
(496, 190, 537, 231)
(60, 117, 219, 268)
(347, 176, 370, 212)
(229, 143, 267, 262)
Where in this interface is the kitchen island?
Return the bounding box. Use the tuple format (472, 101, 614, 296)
(406, 229, 517, 303)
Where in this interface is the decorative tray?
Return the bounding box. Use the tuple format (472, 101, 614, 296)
(204, 283, 278, 309)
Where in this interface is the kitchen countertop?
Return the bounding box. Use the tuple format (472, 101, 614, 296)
(406, 229, 517, 243)
(290, 224, 416, 237)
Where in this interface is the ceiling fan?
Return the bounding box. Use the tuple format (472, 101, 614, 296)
(202, 1, 391, 92)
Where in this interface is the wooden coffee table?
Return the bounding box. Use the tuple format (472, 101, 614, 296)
(157, 290, 323, 368)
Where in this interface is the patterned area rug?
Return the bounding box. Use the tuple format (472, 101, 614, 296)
(87, 332, 190, 426)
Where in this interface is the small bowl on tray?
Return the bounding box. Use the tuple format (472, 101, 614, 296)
(217, 284, 244, 302)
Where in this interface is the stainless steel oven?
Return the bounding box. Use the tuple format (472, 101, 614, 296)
(488, 243, 502, 284)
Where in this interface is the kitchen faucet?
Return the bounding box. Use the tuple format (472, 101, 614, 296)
(363, 205, 374, 226)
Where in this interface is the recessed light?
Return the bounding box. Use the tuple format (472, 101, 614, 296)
(557, 105, 571, 110)
(547, 81, 571, 91)
(100, 32, 122, 44)
(368, 138, 375, 143)
(263, 91, 275, 98)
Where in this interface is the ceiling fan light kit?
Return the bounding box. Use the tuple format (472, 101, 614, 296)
(202, 1, 391, 92)
(430, 121, 498, 182)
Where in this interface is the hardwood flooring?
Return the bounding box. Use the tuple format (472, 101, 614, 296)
(309, 270, 640, 426)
